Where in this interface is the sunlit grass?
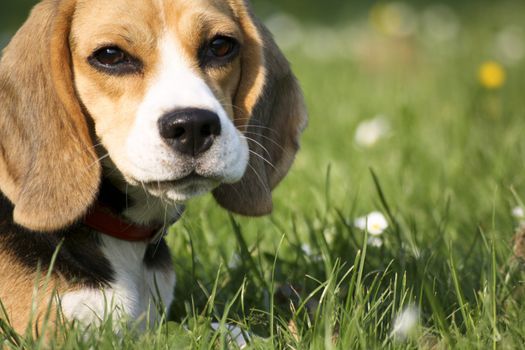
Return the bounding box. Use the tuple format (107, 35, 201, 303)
(2, 1, 525, 349)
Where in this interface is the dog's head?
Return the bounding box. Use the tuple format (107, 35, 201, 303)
(0, 0, 307, 232)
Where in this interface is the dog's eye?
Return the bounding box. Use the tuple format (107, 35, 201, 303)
(209, 37, 237, 58)
(94, 47, 126, 66)
(200, 36, 239, 68)
(88, 46, 142, 75)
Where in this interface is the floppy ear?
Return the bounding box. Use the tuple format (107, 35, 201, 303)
(213, 0, 308, 216)
(0, 0, 100, 232)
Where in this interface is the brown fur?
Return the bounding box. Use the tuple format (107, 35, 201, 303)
(0, 247, 61, 335)
(0, 0, 101, 232)
(0, 0, 307, 335)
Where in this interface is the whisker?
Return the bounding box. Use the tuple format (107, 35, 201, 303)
(139, 181, 152, 211)
(87, 153, 110, 169)
(218, 102, 246, 114)
(214, 112, 275, 126)
(208, 100, 281, 135)
(247, 162, 270, 193)
(243, 132, 285, 152)
(249, 150, 276, 171)
(81, 142, 107, 157)
(242, 135, 272, 158)
(244, 125, 280, 135)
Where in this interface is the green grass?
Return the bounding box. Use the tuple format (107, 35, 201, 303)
(2, 2, 525, 349)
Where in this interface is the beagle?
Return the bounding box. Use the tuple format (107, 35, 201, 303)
(0, 0, 306, 335)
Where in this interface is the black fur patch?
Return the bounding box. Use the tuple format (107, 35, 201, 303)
(97, 177, 134, 214)
(144, 240, 173, 270)
(0, 193, 114, 288)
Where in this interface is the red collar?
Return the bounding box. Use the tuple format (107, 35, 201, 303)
(84, 204, 161, 242)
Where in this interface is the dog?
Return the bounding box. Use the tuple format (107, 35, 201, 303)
(0, 0, 307, 335)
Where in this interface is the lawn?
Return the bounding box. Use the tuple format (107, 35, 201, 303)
(2, 1, 525, 349)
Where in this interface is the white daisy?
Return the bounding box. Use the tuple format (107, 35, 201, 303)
(354, 116, 390, 147)
(354, 211, 389, 235)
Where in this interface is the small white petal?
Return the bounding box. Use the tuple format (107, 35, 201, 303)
(354, 116, 390, 147)
(301, 244, 313, 256)
(228, 253, 241, 269)
(512, 206, 525, 219)
(367, 237, 384, 247)
(391, 306, 420, 339)
(354, 217, 367, 230)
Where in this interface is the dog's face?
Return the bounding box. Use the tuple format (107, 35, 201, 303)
(72, 0, 254, 201)
(0, 0, 307, 232)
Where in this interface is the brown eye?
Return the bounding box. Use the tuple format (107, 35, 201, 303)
(94, 47, 126, 65)
(200, 36, 239, 68)
(88, 46, 142, 75)
(209, 37, 236, 58)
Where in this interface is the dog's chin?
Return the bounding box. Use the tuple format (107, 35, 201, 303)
(158, 183, 217, 203)
(142, 176, 220, 203)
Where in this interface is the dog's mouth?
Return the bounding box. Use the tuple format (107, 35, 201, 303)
(141, 172, 220, 201)
(144, 172, 216, 188)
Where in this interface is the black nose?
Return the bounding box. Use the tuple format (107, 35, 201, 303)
(158, 108, 221, 157)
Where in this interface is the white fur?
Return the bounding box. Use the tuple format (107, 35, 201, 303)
(61, 236, 176, 330)
(122, 35, 249, 202)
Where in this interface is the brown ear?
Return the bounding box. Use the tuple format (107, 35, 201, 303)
(0, 0, 100, 232)
(213, 1, 308, 216)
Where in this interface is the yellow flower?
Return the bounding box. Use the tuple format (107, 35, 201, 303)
(478, 61, 506, 89)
